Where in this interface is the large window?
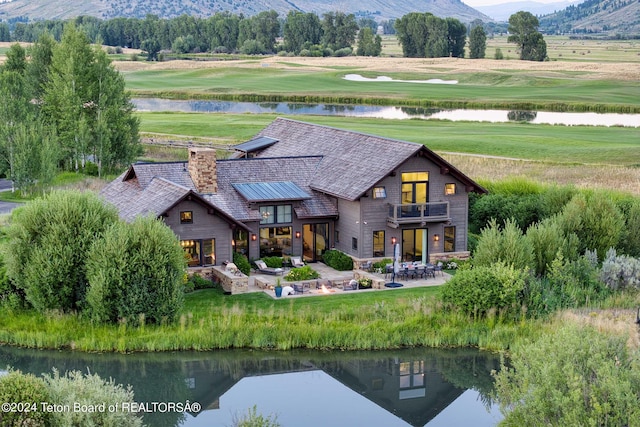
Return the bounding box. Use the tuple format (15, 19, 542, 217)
(181, 238, 215, 266)
(401, 172, 429, 217)
(373, 230, 385, 257)
(444, 226, 456, 252)
(260, 205, 292, 224)
(259, 227, 292, 258)
(233, 229, 249, 256)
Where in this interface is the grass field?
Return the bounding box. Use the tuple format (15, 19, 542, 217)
(138, 112, 640, 165)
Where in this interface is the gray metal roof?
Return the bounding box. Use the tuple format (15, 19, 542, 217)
(233, 136, 279, 153)
(232, 181, 311, 202)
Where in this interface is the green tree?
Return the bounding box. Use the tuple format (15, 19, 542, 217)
(4, 190, 120, 312)
(495, 324, 640, 426)
(284, 11, 323, 54)
(26, 33, 55, 101)
(322, 11, 358, 51)
(3, 43, 27, 73)
(0, 23, 10, 42)
(507, 11, 547, 61)
(86, 216, 186, 325)
(356, 27, 382, 56)
(141, 38, 161, 60)
(394, 12, 428, 57)
(469, 25, 487, 59)
(445, 18, 466, 58)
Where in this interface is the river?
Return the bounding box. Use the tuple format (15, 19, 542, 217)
(0, 345, 503, 427)
(132, 98, 640, 127)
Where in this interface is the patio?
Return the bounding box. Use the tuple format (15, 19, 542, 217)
(248, 262, 450, 298)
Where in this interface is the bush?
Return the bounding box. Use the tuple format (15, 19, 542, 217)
(85, 216, 186, 325)
(284, 265, 319, 281)
(525, 217, 579, 277)
(473, 219, 534, 271)
(233, 252, 251, 276)
(43, 369, 142, 427)
(187, 273, 214, 292)
(494, 324, 640, 426)
(557, 192, 625, 260)
(4, 190, 119, 312)
(82, 161, 99, 176)
(333, 47, 352, 57)
(322, 249, 353, 271)
(440, 263, 527, 319)
(261, 256, 283, 268)
(358, 278, 372, 289)
(373, 258, 392, 272)
(601, 248, 640, 291)
(240, 40, 267, 55)
(0, 371, 51, 426)
(233, 405, 280, 427)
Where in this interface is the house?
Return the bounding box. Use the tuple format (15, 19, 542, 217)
(101, 118, 486, 268)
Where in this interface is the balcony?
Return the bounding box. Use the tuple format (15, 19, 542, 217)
(387, 202, 450, 228)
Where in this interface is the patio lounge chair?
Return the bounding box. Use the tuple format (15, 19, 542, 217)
(255, 260, 284, 276)
(291, 256, 305, 268)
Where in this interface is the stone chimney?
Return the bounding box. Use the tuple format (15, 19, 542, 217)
(188, 147, 217, 194)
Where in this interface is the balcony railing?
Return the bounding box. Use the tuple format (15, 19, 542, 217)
(387, 202, 450, 227)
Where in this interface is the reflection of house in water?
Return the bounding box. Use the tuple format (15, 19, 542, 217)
(315, 355, 465, 427)
(0, 346, 498, 427)
(183, 349, 498, 427)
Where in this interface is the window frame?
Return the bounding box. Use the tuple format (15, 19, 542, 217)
(444, 183, 456, 196)
(372, 186, 387, 199)
(444, 226, 456, 252)
(180, 211, 193, 224)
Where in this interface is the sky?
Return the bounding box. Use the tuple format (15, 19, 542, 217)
(462, 0, 569, 7)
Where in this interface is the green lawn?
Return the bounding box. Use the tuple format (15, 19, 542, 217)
(123, 64, 640, 112)
(138, 112, 640, 166)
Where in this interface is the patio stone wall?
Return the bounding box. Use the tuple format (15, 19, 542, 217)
(429, 251, 470, 264)
(211, 266, 248, 294)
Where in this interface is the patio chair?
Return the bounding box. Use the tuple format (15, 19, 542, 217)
(315, 279, 332, 290)
(255, 260, 284, 276)
(291, 256, 305, 268)
(434, 262, 443, 276)
(360, 260, 373, 272)
(292, 283, 306, 294)
(343, 279, 358, 291)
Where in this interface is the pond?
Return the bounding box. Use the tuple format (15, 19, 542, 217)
(132, 98, 640, 127)
(0, 345, 503, 427)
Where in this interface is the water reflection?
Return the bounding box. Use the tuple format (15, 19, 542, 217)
(133, 98, 640, 127)
(0, 346, 502, 427)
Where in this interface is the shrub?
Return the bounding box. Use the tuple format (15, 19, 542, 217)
(322, 249, 353, 271)
(557, 192, 625, 260)
(440, 263, 527, 319)
(284, 265, 319, 281)
(233, 252, 251, 276)
(473, 219, 534, 271)
(4, 190, 119, 312)
(544, 251, 608, 309)
(494, 48, 504, 59)
(373, 258, 392, 272)
(240, 40, 267, 55)
(0, 371, 51, 426)
(261, 256, 283, 268)
(85, 216, 186, 325)
(494, 324, 640, 426)
(188, 273, 214, 291)
(358, 278, 372, 289)
(43, 369, 142, 427)
(525, 217, 579, 276)
(333, 47, 352, 57)
(601, 248, 640, 291)
(233, 405, 280, 427)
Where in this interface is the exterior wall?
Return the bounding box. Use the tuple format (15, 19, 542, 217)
(334, 198, 362, 258)
(163, 199, 233, 265)
(356, 154, 471, 261)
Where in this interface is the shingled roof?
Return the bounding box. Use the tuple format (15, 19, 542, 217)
(101, 155, 338, 224)
(253, 118, 485, 199)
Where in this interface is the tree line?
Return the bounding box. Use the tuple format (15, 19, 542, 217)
(0, 23, 140, 193)
(1, 11, 380, 58)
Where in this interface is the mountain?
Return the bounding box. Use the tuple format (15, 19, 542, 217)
(475, 0, 578, 22)
(539, 0, 640, 35)
(0, 0, 492, 23)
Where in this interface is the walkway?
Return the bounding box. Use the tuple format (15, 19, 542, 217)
(248, 262, 450, 298)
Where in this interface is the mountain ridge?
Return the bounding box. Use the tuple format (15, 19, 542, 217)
(0, 0, 492, 23)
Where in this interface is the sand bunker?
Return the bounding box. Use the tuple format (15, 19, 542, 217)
(343, 74, 458, 84)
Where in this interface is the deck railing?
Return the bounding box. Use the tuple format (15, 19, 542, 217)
(387, 202, 449, 227)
